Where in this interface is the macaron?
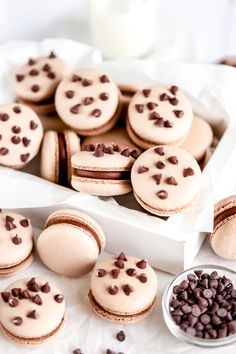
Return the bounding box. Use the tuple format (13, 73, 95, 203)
(37, 209, 105, 278)
(71, 144, 139, 196)
(0, 211, 33, 277)
(13, 51, 69, 103)
(55, 67, 122, 136)
(131, 146, 202, 216)
(180, 114, 213, 162)
(0, 277, 65, 345)
(0, 103, 43, 169)
(81, 126, 141, 153)
(40, 130, 80, 187)
(127, 84, 193, 149)
(88, 252, 157, 323)
(210, 195, 236, 260)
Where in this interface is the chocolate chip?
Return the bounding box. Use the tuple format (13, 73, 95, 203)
(65, 90, 75, 98)
(97, 269, 107, 277)
(11, 288, 21, 297)
(73, 349, 83, 354)
(0, 113, 9, 121)
(166, 177, 178, 186)
(168, 156, 178, 164)
(93, 147, 104, 157)
(192, 305, 202, 317)
(42, 63, 51, 72)
(91, 108, 102, 117)
(20, 153, 30, 162)
(120, 148, 130, 157)
(126, 268, 137, 277)
(111, 269, 120, 279)
(47, 71, 56, 79)
(136, 259, 147, 269)
(30, 120, 38, 130)
(16, 74, 24, 82)
(154, 147, 165, 156)
(116, 330, 125, 342)
(28, 58, 36, 65)
(147, 102, 158, 110)
(135, 104, 144, 113)
(194, 270, 203, 278)
(82, 79, 93, 87)
(6, 215, 14, 222)
(164, 120, 173, 128)
(217, 308, 227, 318)
(106, 350, 115, 354)
(203, 289, 213, 299)
(130, 150, 139, 159)
(183, 167, 194, 177)
(9, 298, 19, 307)
(149, 111, 160, 120)
(160, 93, 170, 101)
(11, 136, 21, 144)
(123, 284, 134, 296)
(70, 104, 81, 114)
(20, 218, 29, 227)
(27, 310, 39, 319)
(5, 220, 16, 230)
(20, 289, 31, 299)
(82, 97, 93, 105)
(1, 292, 10, 302)
(13, 316, 23, 326)
(143, 89, 151, 97)
(41, 282, 51, 293)
(169, 97, 179, 106)
(228, 321, 236, 334)
(31, 84, 40, 92)
(72, 74, 82, 82)
(29, 69, 39, 76)
(54, 294, 64, 303)
(200, 314, 211, 324)
(114, 260, 124, 269)
(157, 190, 168, 199)
(22, 137, 31, 147)
(104, 146, 114, 154)
(97, 143, 105, 150)
(12, 126, 21, 134)
(12, 235, 22, 245)
(108, 285, 119, 295)
(153, 174, 162, 185)
(13, 106, 21, 114)
(99, 92, 109, 101)
(170, 86, 179, 95)
(117, 252, 127, 261)
(138, 274, 147, 283)
(154, 118, 164, 127)
(48, 51, 56, 58)
(100, 75, 110, 83)
(113, 144, 120, 152)
(173, 110, 184, 118)
(156, 161, 165, 169)
(138, 166, 149, 174)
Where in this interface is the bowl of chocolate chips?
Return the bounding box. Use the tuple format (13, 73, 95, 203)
(162, 265, 236, 347)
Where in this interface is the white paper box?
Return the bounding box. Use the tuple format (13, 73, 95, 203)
(1, 39, 236, 274)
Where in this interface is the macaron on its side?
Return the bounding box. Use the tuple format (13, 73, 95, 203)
(210, 195, 236, 260)
(37, 209, 105, 278)
(0, 211, 34, 277)
(0, 103, 43, 169)
(71, 145, 138, 196)
(55, 67, 122, 136)
(0, 277, 65, 345)
(13, 52, 70, 103)
(127, 84, 193, 149)
(131, 146, 202, 216)
(180, 114, 213, 162)
(88, 253, 157, 323)
(40, 130, 59, 184)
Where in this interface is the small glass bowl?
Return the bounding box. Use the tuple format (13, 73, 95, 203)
(162, 264, 236, 347)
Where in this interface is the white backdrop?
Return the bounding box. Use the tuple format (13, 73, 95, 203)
(0, 0, 236, 62)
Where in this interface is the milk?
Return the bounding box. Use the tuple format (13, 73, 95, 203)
(89, 0, 157, 59)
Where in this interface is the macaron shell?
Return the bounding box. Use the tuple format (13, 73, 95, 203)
(211, 215, 236, 259)
(128, 84, 193, 146)
(0, 278, 65, 342)
(0, 212, 33, 271)
(40, 130, 59, 183)
(131, 146, 202, 216)
(55, 67, 120, 132)
(81, 126, 141, 153)
(13, 54, 70, 102)
(180, 115, 213, 161)
(90, 255, 157, 317)
(0, 104, 43, 169)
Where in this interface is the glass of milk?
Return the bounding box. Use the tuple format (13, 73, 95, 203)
(89, 0, 157, 59)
